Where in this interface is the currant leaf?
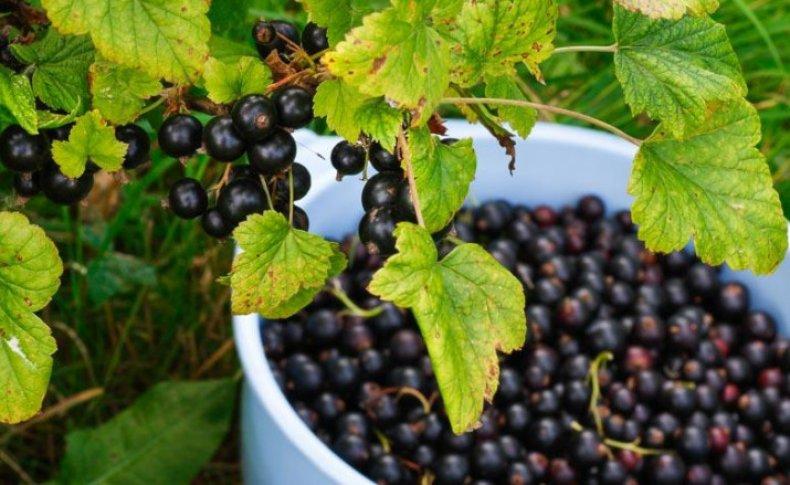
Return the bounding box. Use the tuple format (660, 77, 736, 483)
(313, 79, 402, 151)
(613, 6, 746, 136)
(203, 56, 271, 105)
(300, 0, 390, 45)
(614, 0, 719, 19)
(90, 60, 161, 125)
(42, 0, 210, 83)
(629, 98, 788, 274)
(0, 67, 38, 134)
(230, 211, 347, 319)
(409, 127, 476, 233)
(0, 212, 63, 424)
(10, 29, 94, 112)
(37, 99, 85, 130)
(439, 0, 557, 85)
(484, 76, 537, 139)
(208, 35, 258, 63)
(369, 223, 526, 433)
(324, 1, 450, 111)
(58, 379, 236, 483)
(51, 110, 128, 177)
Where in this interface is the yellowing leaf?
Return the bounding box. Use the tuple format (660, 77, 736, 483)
(613, 6, 746, 136)
(231, 211, 346, 319)
(90, 60, 161, 124)
(484, 76, 537, 139)
(51, 110, 128, 178)
(369, 223, 526, 433)
(42, 0, 210, 83)
(629, 98, 787, 274)
(614, 0, 719, 19)
(300, 0, 389, 45)
(203, 57, 271, 105)
(0, 212, 62, 424)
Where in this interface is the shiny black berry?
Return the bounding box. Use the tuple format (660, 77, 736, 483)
(274, 162, 311, 202)
(168, 178, 208, 219)
(217, 178, 268, 225)
(39, 165, 94, 205)
(359, 207, 397, 256)
(331, 141, 365, 176)
(201, 208, 233, 239)
(0, 125, 49, 172)
(203, 115, 245, 162)
(158, 114, 202, 157)
(253, 20, 299, 60)
(248, 128, 296, 175)
(115, 124, 151, 169)
(369, 142, 401, 173)
(232, 94, 278, 142)
(302, 22, 329, 55)
(361, 171, 402, 211)
(272, 86, 314, 129)
(46, 123, 73, 142)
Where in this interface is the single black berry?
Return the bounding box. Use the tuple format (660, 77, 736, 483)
(201, 208, 233, 239)
(217, 178, 268, 225)
(168, 178, 208, 219)
(158, 114, 202, 157)
(359, 207, 397, 256)
(361, 171, 402, 211)
(248, 128, 296, 175)
(39, 165, 94, 205)
(274, 163, 312, 202)
(46, 123, 73, 142)
(232, 94, 278, 143)
(272, 86, 314, 129)
(115, 124, 151, 169)
(203, 115, 245, 162)
(302, 22, 329, 55)
(0, 125, 49, 172)
(331, 141, 365, 176)
(369, 142, 401, 173)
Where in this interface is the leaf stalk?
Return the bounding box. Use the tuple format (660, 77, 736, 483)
(397, 128, 427, 227)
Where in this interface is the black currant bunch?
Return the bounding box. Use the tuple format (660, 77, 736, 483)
(252, 19, 328, 61)
(2, 122, 150, 205)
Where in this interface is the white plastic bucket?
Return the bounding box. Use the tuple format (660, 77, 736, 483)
(234, 121, 790, 484)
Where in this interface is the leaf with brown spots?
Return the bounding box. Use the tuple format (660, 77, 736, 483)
(369, 223, 526, 433)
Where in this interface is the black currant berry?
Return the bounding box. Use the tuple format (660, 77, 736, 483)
(362, 171, 402, 212)
(0, 125, 49, 172)
(168, 178, 208, 219)
(217, 178, 268, 225)
(13, 172, 40, 197)
(39, 165, 93, 205)
(253, 20, 300, 60)
(276, 205, 310, 231)
(272, 86, 314, 129)
(201, 208, 233, 239)
(115, 124, 151, 169)
(369, 142, 401, 173)
(302, 22, 329, 55)
(229, 164, 261, 185)
(274, 162, 311, 202)
(46, 123, 73, 142)
(158, 114, 202, 157)
(248, 128, 296, 175)
(331, 141, 365, 176)
(231, 94, 278, 142)
(359, 207, 398, 256)
(203, 115, 245, 162)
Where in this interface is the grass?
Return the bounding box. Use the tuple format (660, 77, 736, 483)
(0, 0, 787, 482)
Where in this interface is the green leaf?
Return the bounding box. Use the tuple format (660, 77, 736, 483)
(42, 0, 210, 83)
(0, 67, 38, 133)
(439, 0, 557, 85)
(324, 1, 450, 111)
(409, 128, 476, 232)
(613, 6, 746, 136)
(614, 0, 719, 19)
(37, 99, 85, 130)
(10, 29, 94, 112)
(90, 60, 161, 125)
(231, 211, 347, 319)
(203, 56, 271, 105)
(209, 35, 258, 63)
(58, 379, 236, 484)
(484, 76, 537, 139)
(51, 110, 128, 178)
(300, 0, 390, 45)
(313, 79, 402, 151)
(369, 223, 526, 433)
(629, 98, 788, 274)
(86, 253, 157, 305)
(0, 212, 62, 424)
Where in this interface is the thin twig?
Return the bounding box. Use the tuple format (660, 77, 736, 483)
(396, 128, 426, 227)
(442, 97, 642, 146)
(2, 387, 104, 443)
(288, 166, 294, 225)
(193, 339, 236, 378)
(553, 44, 618, 54)
(330, 281, 383, 318)
(0, 450, 33, 484)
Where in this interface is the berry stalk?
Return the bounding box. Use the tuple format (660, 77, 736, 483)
(396, 128, 426, 228)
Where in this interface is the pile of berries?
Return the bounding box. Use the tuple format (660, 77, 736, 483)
(262, 196, 790, 484)
(1, 122, 150, 205)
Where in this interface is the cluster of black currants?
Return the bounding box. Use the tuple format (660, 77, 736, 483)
(262, 195, 790, 484)
(161, 84, 315, 238)
(252, 19, 329, 61)
(1, 122, 150, 204)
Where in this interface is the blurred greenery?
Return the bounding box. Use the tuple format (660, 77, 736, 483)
(0, 0, 786, 482)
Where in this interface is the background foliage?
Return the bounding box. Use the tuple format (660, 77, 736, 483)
(0, 0, 786, 481)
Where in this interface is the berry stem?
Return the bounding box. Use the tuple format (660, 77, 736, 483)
(397, 127, 426, 228)
(396, 387, 433, 415)
(259, 176, 274, 210)
(137, 97, 166, 117)
(330, 280, 384, 319)
(588, 351, 614, 436)
(288, 166, 294, 225)
(603, 438, 670, 456)
(441, 97, 642, 146)
(553, 44, 618, 54)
